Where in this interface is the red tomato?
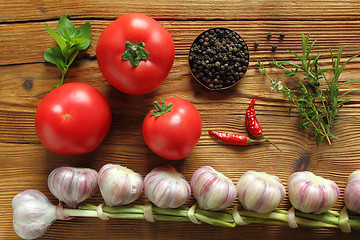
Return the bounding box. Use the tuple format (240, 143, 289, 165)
(142, 97, 202, 160)
(96, 13, 175, 95)
(35, 83, 112, 155)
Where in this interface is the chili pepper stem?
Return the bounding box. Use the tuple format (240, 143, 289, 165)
(261, 135, 282, 152)
(246, 138, 267, 144)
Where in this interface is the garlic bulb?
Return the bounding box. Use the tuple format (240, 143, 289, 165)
(344, 170, 360, 214)
(48, 167, 98, 208)
(236, 171, 286, 213)
(191, 166, 237, 211)
(144, 165, 191, 208)
(12, 189, 57, 240)
(98, 164, 143, 206)
(288, 171, 340, 214)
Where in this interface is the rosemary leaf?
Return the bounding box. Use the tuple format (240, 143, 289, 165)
(257, 33, 358, 146)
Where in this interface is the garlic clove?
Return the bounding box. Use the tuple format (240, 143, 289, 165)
(344, 170, 360, 214)
(144, 165, 191, 208)
(288, 171, 340, 214)
(236, 171, 286, 213)
(190, 166, 237, 211)
(98, 164, 143, 206)
(12, 189, 57, 240)
(48, 167, 98, 208)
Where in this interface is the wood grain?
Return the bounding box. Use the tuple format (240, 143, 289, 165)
(2, 1, 360, 239)
(1, 0, 360, 22)
(2, 20, 360, 66)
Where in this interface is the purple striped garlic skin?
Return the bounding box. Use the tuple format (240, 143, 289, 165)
(98, 164, 143, 206)
(236, 171, 286, 213)
(48, 167, 98, 208)
(190, 166, 237, 211)
(344, 170, 360, 214)
(144, 165, 191, 208)
(288, 171, 340, 214)
(12, 189, 57, 240)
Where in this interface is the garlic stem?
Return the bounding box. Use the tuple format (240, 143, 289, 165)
(325, 209, 340, 217)
(62, 209, 99, 218)
(293, 211, 340, 226)
(74, 203, 346, 229)
(80, 203, 144, 214)
(194, 213, 236, 227)
(196, 209, 234, 222)
(238, 210, 339, 229)
(153, 207, 188, 217)
(242, 217, 289, 226)
(105, 213, 145, 219)
(62, 203, 360, 230)
(238, 210, 289, 222)
(154, 216, 189, 222)
(348, 219, 360, 229)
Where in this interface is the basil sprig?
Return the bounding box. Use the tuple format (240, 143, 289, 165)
(44, 15, 92, 88)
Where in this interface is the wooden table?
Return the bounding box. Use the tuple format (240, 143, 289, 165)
(2, 0, 360, 239)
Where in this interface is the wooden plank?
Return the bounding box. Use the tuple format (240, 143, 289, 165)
(1, 56, 360, 145)
(3, 1, 360, 239)
(2, 20, 360, 66)
(1, 0, 360, 22)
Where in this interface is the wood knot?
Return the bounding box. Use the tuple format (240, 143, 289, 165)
(294, 153, 310, 172)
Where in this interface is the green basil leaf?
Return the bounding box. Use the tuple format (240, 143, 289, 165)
(45, 23, 66, 50)
(57, 15, 76, 41)
(74, 22, 92, 50)
(70, 38, 90, 49)
(76, 21, 92, 41)
(61, 42, 76, 60)
(44, 46, 66, 72)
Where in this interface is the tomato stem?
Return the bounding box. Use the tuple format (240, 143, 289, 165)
(150, 100, 172, 118)
(122, 41, 149, 67)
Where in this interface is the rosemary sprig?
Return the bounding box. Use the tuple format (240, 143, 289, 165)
(257, 33, 359, 146)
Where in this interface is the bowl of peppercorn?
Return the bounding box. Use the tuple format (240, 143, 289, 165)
(188, 28, 249, 90)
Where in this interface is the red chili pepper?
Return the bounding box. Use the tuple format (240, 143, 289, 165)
(208, 130, 265, 146)
(245, 97, 282, 152)
(246, 96, 263, 138)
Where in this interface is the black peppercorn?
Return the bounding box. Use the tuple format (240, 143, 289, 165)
(188, 28, 249, 90)
(280, 32, 285, 39)
(254, 41, 259, 48)
(267, 32, 272, 39)
(272, 44, 277, 52)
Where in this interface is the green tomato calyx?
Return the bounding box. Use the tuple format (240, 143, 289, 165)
(150, 100, 172, 118)
(122, 41, 149, 67)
